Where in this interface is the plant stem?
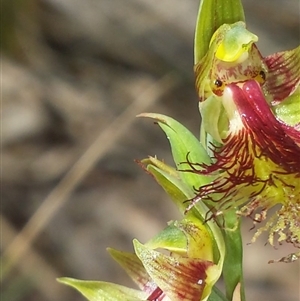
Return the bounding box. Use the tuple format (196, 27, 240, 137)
(222, 209, 246, 301)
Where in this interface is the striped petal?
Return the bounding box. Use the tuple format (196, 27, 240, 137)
(264, 46, 300, 103)
(134, 240, 214, 301)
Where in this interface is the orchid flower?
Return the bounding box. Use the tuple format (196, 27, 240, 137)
(189, 20, 300, 262)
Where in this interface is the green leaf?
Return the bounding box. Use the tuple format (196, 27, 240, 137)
(194, 0, 245, 64)
(57, 278, 147, 301)
(138, 113, 212, 190)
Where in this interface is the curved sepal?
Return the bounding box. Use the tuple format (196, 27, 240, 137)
(107, 248, 150, 291)
(141, 157, 196, 214)
(138, 113, 211, 189)
(57, 278, 147, 301)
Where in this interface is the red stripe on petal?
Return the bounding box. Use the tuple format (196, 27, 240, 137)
(232, 80, 300, 174)
(264, 47, 300, 102)
(185, 80, 300, 216)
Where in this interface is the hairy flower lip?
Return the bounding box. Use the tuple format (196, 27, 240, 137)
(230, 80, 300, 174)
(186, 79, 300, 212)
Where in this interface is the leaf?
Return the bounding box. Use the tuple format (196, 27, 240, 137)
(194, 0, 245, 64)
(57, 278, 147, 301)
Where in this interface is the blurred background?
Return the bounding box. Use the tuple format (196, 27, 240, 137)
(1, 0, 299, 300)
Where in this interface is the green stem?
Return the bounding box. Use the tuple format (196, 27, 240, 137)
(222, 209, 246, 301)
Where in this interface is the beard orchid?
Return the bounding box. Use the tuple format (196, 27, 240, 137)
(190, 22, 300, 262)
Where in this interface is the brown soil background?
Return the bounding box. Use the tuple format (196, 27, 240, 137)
(2, 0, 299, 300)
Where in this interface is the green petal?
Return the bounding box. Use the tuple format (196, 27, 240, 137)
(194, 0, 245, 64)
(138, 113, 212, 189)
(199, 95, 228, 143)
(134, 240, 214, 301)
(107, 248, 150, 290)
(57, 278, 147, 301)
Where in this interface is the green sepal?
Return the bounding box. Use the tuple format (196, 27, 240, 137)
(142, 156, 179, 178)
(264, 46, 300, 102)
(138, 113, 212, 190)
(146, 216, 214, 262)
(57, 278, 147, 301)
(273, 91, 300, 126)
(143, 159, 195, 214)
(194, 0, 245, 64)
(107, 248, 150, 290)
(145, 222, 188, 254)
